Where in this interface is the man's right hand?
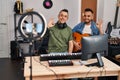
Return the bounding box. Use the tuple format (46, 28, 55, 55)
(73, 41, 81, 52)
(48, 18, 55, 28)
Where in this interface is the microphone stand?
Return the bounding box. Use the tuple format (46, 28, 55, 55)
(28, 33, 34, 80)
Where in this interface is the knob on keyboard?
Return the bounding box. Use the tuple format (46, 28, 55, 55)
(48, 60, 73, 66)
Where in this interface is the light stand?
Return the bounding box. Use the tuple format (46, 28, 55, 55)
(18, 11, 47, 80)
(28, 33, 34, 80)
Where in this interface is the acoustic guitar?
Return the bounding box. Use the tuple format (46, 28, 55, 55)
(73, 32, 90, 52)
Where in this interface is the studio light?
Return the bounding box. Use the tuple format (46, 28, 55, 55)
(18, 11, 47, 40)
(18, 11, 47, 80)
(43, 0, 53, 9)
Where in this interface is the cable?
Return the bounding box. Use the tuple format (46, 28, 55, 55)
(103, 66, 106, 77)
(85, 66, 107, 80)
(100, 66, 107, 80)
(85, 66, 97, 78)
(99, 67, 104, 77)
(33, 57, 59, 79)
(98, 66, 106, 77)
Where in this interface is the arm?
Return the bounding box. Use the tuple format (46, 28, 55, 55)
(73, 40, 81, 52)
(68, 40, 73, 53)
(96, 19, 104, 35)
(48, 18, 55, 28)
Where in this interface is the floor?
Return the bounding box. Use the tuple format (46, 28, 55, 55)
(0, 57, 118, 80)
(0, 58, 24, 80)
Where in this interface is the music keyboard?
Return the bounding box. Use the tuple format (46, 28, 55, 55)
(40, 52, 82, 61)
(48, 59, 73, 66)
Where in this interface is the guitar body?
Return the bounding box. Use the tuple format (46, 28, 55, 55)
(73, 32, 89, 52)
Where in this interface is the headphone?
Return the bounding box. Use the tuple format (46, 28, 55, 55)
(56, 22, 67, 29)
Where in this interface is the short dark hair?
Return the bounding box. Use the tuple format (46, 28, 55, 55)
(84, 8, 93, 13)
(60, 9, 69, 13)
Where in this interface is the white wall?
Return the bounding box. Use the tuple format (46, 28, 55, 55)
(8, 0, 120, 41)
(8, 0, 80, 40)
(0, 0, 118, 57)
(97, 0, 120, 31)
(9, 0, 65, 40)
(97, 0, 104, 22)
(102, 0, 117, 30)
(63, 0, 80, 28)
(22, 0, 80, 28)
(22, 0, 65, 22)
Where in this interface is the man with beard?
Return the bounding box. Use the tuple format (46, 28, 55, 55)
(72, 8, 103, 52)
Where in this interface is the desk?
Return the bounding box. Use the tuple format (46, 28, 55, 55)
(24, 56, 120, 80)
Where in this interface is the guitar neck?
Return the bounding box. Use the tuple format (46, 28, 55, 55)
(113, 0, 120, 28)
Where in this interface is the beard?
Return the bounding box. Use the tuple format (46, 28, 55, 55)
(84, 19, 92, 24)
(85, 21, 91, 24)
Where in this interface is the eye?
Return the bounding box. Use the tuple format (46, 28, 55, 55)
(84, 15, 91, 17)
(60, 13, 64, 16)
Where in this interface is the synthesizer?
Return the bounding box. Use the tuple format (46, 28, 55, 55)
(48, 59, 73, 66)
(40, 52, 82, 61)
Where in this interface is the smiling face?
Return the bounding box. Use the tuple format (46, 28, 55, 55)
(83, 11, 94, 24)
(58, 10, 69, 24)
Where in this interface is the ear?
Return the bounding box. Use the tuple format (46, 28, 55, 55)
(91, 14, 94, 20)
(67, 15, 69, 20)
(82, 13, 84, 17)
(58, 13, 60, 18)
